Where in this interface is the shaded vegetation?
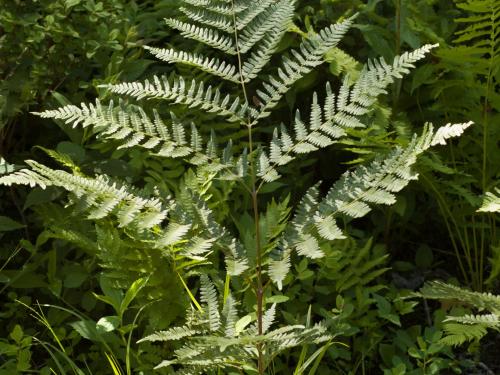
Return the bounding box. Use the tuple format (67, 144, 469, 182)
(0, 0, 498, 374)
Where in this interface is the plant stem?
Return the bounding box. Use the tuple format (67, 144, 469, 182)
(230, 2, 265, 373)
(252, 188, 265, 374)
(392, 0, 402, 111)
(421, 173, 470, 285)
(476, 12, 495, 289)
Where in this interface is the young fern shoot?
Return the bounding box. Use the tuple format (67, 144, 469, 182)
(0, 0, 473, 373)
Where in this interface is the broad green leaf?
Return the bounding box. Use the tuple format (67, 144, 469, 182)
(97, 316, 120, 333)
(98, 276, 123, 314)
(0, 216, 25, 232)
(70, 320, 101, 341)
(120, 277, 149, 316)
(9, 325, 23, 343)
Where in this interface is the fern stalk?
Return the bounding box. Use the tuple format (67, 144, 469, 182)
(392, 0, 402, 110)
(231, 1, 265, 373)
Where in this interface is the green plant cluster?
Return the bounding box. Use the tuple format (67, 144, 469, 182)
(0, 0, 499, 374)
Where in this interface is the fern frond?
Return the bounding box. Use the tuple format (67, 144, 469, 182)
(430, 122, 472, 145)
(234, 0, 274, 30)
(183, 237, 215, 259)
(36, 101, 193, 154)
(180, 6, 234, 33)
(0, 157, 17, 175)
(235, 0, 293, 55)
(262, 303, 276, 334)
(102, 75, 254, 122)
(430, 0, 500, 116)
(268, 248, 291, 291)
(138, 325, 201, 343)
(256, 88, 347, 181)
(200, 275, 221, 332)
(255, 17, 354, 120)
(268, 122, 472, 286)
(142, 274, 332, 371)
(420, 280, 500, 313)
(0, 160, 171, 230)
(35, 101, 244, 181)
(181, 0, 276, 34)
(478, 188, 500, 212)
(0, 165, 52, 188)
(225, 239, 249, 276)
(440, 322, 489, 346)
(318, 122, 472, 220)
(165, 18, 237, 54)
(161, 0, 294, 85)
(445, 313, 500, 327)
(340, 44, 438, 119)
(254, 45, 441, 182)
(240, 0, 294, 82)
(155, 222, 192, 247)
(43, 226, 99, 255)
(454, 0, 500, 70)
(166, 0, 291, 56)
(333, 238, 389, 292)
(183, 0, 248, 16)
(421, 281, 500, 345)
(145, 46, 239, 83)
(222, 294, 238, 337)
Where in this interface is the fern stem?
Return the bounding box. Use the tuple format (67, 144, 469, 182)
(392, 0, 402, 110)
(231, 1, 265, 372)
(231, 0, 249, 106)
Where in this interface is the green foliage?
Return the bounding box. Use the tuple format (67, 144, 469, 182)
(380, 326, 461, 375)
(0, 325, 33, 374)
(478, 188, 500, 213)
(278, 238, 415, 373)
(420, 281, 500, 347)
(0, 0, 145, 129)
(413, 0, 500, 290)
(0, 0, 485, 373)
(308, 0, 499, 295)
(140, 275, 332, 373)
(1, 0, 472, 372)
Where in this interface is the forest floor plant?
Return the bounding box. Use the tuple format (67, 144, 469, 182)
(418, 182, 500, 373)
(416, 0, 499, 291)
(0, 0, 472, 373)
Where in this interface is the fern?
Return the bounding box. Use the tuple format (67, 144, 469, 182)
(140, 276, 331, 372)
(0, 0, 473, 371)
(269, 122, 472, 289)
(0, 157, 17, 175)
(0, 160, 171, 229)
(34, 101, 237, 173)
(453, 0, 500, 76)
(102, 75, 254, 122)
(253, 18, 355, 120)
(420, 281, 500, 346)
(328, 238, 389, 293)
(420, 281, 500, 312)
(478, 188, 500, 212)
